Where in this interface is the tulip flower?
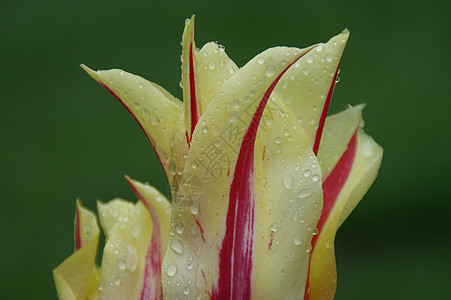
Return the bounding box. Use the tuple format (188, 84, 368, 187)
(54, 16, 382, 300)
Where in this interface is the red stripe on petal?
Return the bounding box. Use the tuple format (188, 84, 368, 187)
(188, 40, 199, 143)
(75, 205, 82, 250)
(212, 48, 314, 300)
(126, 178, 163, 300)
(304, 129, 358, 299)
(313, 62, 341, 156)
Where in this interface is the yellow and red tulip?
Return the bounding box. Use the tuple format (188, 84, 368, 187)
(54, 16, 382, 300)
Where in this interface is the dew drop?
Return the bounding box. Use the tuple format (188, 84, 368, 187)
(202, 126, 208, 133)
(191, 160, 198, 169)
(186, 262, 194, 270)
(113, 277, 121, 285)
(171, 239, 185, 255)
(294, 234, 302, 245)
(209, 61, 216, 69)
(117, 259, 126, 270)
(183, 287, 191, 295)
(126, 245, 138, 272)
(274, 137, 282, 144)
(265, 65, 276, 77)
(131, 223, 141, 237)
(316, 43, 324, 52)
(306, 55, 314, 63)
(297, 189, 312, 199)
(304, 170, 312, 177)
(258, 57, 265, 64)
(169, 158, 176, 175)
(175, 222, 185, 234)
(312, 174, 320, 182)
(326, 54, 334, 62)
(167, 263, 177, 277)
(283, 174, 293, 190)
(138, 83, 143, 89)
(229, 111, 239, 123)
(270, 223, 279, 232)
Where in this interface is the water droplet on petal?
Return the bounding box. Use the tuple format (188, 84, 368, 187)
(183, 287, 191, 295)
(209, 61, 215, 69)
(171, 239, 185, 255)
(297, 189, 312, 199)
(304, 170, 312, 177)
(229, 111, 239, 123)
(283, 174, 293, 190)
(131, 224, 141, 237)
(117, 259, 126, 270)
(258, 57, 265, 64)
(312, 174, 320, 182)
(294, 234, 302, 245)
(176, 222, 185, 234)
(265, 65, 276, 77)
(167, 263, 177, 277)
(270, 223, 279, 232)
(274, 137, 282, 144)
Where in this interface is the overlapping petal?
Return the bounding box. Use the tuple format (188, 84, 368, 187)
(53, 201, 100, 300)
(306, 106, 383, 300)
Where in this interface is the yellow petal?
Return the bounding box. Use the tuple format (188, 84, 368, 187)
(97, 199, 153, 300)
(308, 114, 383, 299)
(196, 42, 239, 114)
(249, 31, 349, 299)
(181, 16, 199, 142)
(81, 65, 187, 191)
(125, 175, 172, 254)
(162, 43, 315, 298)
(53, 201, 100, 300)
(318, 104, 365, 179)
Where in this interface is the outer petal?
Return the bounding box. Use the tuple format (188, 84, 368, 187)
(307, 107, 383, 300)
(162, 44, 314, 299)
(81, 65, 187, 191)
(196, 42, 239, 114)
(97, 199, 153, 300)
(125, 177, 172, 300)
(251, 31, 349, 300)
(53, 201, 100, 300)
(181, 16, 239, 143)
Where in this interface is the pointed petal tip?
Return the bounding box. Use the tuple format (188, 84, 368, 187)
(80, 64, 102, 82)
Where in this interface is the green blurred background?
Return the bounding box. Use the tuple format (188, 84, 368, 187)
(1, 0, 450, 299)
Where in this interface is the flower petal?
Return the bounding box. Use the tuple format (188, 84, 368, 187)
(249, 32, 349, 299)
(97, 199, 154, 300)
(81, 65, 187, 191)
(53, 201, 100, 300)
(307, 108, 383, 300)
(181, 16, 200, 143)
(162, 44, 315, 299)
(181, 16, 239, 144)
(125, 177, 172, 300)
(196, 42, 239, 115)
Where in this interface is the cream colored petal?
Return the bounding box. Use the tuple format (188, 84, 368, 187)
(162, 44, 313, 299)
(308, 126, 383, 300)
(196, 42, 239, 114)
(97, 199, 153, 300)
(125, 176, 171, 254)
(273, 30, 349, 152)
(318, 104, 365, 178)
(53, 201, 100, 300)
(81, 65, 187, 191)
